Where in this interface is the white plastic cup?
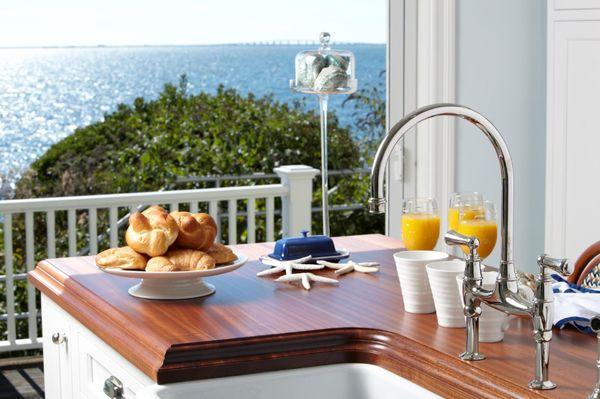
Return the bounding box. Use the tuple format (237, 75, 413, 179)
(456, 271, 511, 342)
(393, 251, 449, 313)
(426, 260, 466, 328)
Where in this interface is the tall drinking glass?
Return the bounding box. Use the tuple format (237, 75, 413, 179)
(401, 198, 440, 250)
(457, 200, 498, 259)
(448, 192, 484, 231)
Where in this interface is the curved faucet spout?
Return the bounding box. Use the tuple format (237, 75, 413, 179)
(368, 103, 514, 280)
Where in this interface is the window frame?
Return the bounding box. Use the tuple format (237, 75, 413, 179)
(385, 0, 456, 244)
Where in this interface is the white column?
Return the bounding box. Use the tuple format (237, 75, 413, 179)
(275, 165, 319, 237)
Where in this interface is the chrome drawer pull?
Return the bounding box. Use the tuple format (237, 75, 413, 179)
(103, 376, 123, 398)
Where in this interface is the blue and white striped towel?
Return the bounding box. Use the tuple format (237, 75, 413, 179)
(552, 274, 600, 333)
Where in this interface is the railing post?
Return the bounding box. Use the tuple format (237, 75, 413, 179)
(274, 165, 319, 237)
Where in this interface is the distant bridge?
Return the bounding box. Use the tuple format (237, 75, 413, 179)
(235, 40, 366, 46)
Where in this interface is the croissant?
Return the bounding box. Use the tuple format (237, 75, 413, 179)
(146, 248, 216, 272)
(95, 246, 147, 270)
(207, 243, 237, 265)
(170, 211, 217, 251)
(125, 206, 179, 257)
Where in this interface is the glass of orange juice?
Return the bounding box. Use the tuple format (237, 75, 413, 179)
(448, 192, 484, 231)
(401, 198, 440, 250)
(456, 201, 497, 259)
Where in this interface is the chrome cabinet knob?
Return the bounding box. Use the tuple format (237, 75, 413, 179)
(51, 332, 66, 345)
(103, 376, 123, 398)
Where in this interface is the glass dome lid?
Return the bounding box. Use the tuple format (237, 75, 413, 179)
(290, 32, 357, 95)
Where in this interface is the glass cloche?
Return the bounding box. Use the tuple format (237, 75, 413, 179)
(290, 32, 357, 95)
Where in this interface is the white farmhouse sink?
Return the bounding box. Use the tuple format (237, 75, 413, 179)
(139, 363, 441, 399)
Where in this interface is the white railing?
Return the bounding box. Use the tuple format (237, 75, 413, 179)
(0, 165, 318, 353)
(173, 168, 370, 224)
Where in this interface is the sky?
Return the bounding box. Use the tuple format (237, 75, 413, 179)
(0, 0, 386, 47)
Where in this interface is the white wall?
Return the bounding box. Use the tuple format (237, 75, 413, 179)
(455, 0, 546, 272)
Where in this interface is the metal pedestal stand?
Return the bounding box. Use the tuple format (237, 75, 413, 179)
(290, 32, 357, 235)
(318, 94, 330, 235)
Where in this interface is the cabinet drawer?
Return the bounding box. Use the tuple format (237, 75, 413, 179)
(75, 324, 152, 398)
(41, 295, 154, 399)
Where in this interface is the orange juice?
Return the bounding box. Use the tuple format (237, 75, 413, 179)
(448, 206, 484, 231)
(448, 207, 460, 231)
(401, 213, 440, 250)
(457, 219, 498, 259)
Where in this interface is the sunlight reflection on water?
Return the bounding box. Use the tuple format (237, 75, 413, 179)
(0, 44, 384, 183)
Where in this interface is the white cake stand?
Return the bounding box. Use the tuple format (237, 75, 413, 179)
(99, 252, 248, 300)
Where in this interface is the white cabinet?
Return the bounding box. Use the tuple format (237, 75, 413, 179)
(41, 295, 154, 399)
(554, 0, 600, 10)
(546, 8, 600, 260)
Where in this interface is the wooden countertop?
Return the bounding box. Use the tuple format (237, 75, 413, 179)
(29, 234, 596, 398)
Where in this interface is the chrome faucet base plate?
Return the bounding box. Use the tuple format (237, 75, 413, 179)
(528, 380, 556, 390)
(459, 352, 485, 361)
(588, 388, 600, 399)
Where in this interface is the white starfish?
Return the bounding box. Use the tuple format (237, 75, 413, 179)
(256, 255, 322, 276)
(317, 260, 380, 276)
(275, 272, 339, 290)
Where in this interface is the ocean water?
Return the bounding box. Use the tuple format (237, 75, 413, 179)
(0, 44, 385, 183)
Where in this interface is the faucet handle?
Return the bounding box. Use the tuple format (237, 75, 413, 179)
(445, 230, 479, 252)
(537, 254, 572, 276)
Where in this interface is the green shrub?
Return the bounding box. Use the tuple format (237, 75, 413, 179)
(14, 76, 384, 237)
(17, 77, 358, 197)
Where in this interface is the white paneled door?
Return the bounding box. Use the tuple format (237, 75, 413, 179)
(547, 14, 600, 260)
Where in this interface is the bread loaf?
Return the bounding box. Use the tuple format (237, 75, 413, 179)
(146, 248, 216, 271)
(125, 206, 179, 257)
(170, 212, 217, 251)
(95, 246, 147, 270)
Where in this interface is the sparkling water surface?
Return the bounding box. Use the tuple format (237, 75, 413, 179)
(0, 44, 385, 182)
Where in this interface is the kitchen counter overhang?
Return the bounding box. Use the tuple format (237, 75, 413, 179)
(28, 234, 596, 398)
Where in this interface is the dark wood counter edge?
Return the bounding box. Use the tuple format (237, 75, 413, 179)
(28, 259, 544, 399)
(161, 328, 532, 399)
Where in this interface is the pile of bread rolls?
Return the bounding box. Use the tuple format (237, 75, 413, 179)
(95, 206, 236, 272)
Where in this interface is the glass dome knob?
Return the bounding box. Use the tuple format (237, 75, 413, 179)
(319, 32, 331, 50)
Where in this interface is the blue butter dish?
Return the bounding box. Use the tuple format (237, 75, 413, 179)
(268, 230, 349, 262)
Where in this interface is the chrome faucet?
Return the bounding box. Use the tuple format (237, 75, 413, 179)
(368, 103, 572, 390)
